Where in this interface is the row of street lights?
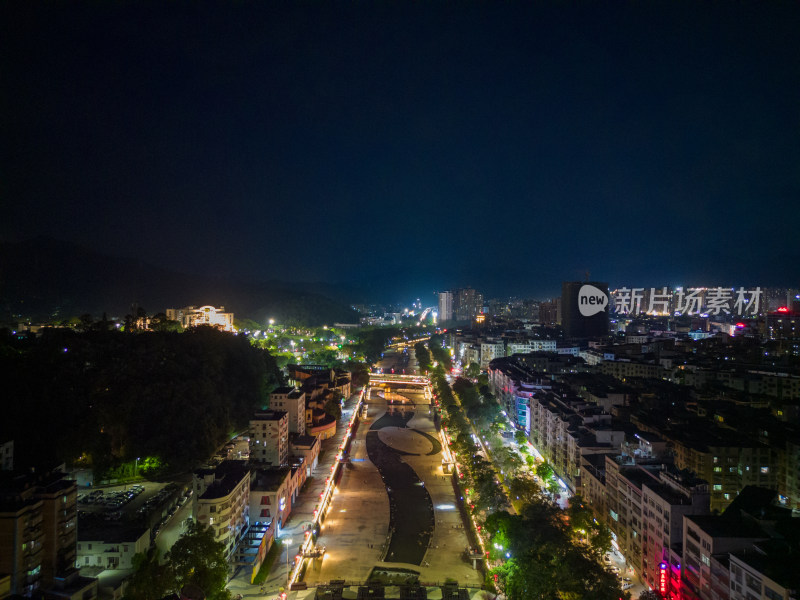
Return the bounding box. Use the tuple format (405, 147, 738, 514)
(286, 386, 366, 589)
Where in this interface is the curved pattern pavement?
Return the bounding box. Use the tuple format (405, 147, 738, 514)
(366, 411, 436, 565)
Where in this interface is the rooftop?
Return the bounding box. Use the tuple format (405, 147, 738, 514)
(198, 460, 249, 500)
(77, 521, 149, 543)
(251, 467, 291, 490)
(252, 410, 288, 421)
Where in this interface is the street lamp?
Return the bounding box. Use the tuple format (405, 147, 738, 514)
(285, 537, 293, 583)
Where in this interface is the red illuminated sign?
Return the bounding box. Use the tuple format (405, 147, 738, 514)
(659, 562, 668, 594)
(778, 306, 789, 313)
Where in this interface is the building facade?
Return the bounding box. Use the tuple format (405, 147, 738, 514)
(269, 388, 306, 435)
(250, 411, 289, 467)
(165, 305, 235, 331)
(193, 460, 251, 561)
(438, 291, 454, 323)
(0, 471, 78, 596)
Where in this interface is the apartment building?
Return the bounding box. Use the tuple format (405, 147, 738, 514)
(506, 339, 557, 355)
(269, 387, 306, 435)
(530, 388, 625, 491)
(600, 359, 665, 380)
(668, 433, 778, 514)
(479, 341, 505, 370)
(0, 471, 78, 596)
(192, 460, 250, 561)
(250, 411, 289, 467)
(682, 515, 767, 600)
(641, 472, 710, 594)
(487, 357, 553, 432)
(729, 540, 800, 600)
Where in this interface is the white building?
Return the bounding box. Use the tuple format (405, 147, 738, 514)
(77, 526, 150, 570)
(438, 291, 453, 322)
(165, 305, 235, 331)
(480, 341, 505, 370)
(269, 388, 306, 435)
(250, 411, 289, 467)
(193, 460, 251, 561)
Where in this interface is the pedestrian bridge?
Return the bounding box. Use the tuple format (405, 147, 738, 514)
(369, 373, 429, 386)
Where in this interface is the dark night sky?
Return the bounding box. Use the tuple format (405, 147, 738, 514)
(2, 1, 799, 301)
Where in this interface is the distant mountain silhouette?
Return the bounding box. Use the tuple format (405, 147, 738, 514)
(0, 237, 359, 326)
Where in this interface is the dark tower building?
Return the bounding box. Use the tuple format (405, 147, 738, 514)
(561, 281, 610, 338)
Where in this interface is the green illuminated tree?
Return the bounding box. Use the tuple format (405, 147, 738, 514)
(166, 522, 230, 600)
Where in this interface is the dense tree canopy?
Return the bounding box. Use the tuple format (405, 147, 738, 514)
(432, 362, 625, 600)
(427, 334, 452, 370)
(356, 326, 401, 364)
(414, 341, 433, 372)
(0, 326, 282, 475)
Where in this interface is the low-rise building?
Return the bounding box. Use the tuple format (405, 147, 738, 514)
(249, 465, 306, 534)
(289, 435, 320, 475)
(76, 525, 150, 570)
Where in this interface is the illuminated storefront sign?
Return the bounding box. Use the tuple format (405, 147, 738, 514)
(659, 562, 669, 595)
(611, 286, 763, 317)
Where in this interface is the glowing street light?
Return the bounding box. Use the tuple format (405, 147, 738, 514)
(285, 537, 293, 583)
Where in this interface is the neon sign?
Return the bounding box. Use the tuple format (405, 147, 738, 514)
(659, 562, 668, 594)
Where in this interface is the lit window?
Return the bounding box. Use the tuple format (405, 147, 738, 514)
(760, 466, 769, 474)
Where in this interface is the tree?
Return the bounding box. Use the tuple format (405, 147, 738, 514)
(514, 430, 528, 446)
(465, 362, 481, 378)
(150, 312, 183, 332)
(536, 462, 554, 481)
(414, 341, 433, 372)
(124, 548, 172, 600)
(166, 522, 230, 600)
(507, 475, 541, 507)
(324, 391, 343, 420)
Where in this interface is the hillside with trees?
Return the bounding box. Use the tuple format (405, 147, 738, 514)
(0, 237, 358, 326)
(0, 326, 282, 476)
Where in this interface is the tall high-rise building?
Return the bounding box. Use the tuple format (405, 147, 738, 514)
(438, 291, 453, 322)
(539, 298, 561, 325)
(454, 287, 483, 322)
(561, 281, 609, 338)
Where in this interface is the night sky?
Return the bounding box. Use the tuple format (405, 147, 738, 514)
(3, 2, 799, 300)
